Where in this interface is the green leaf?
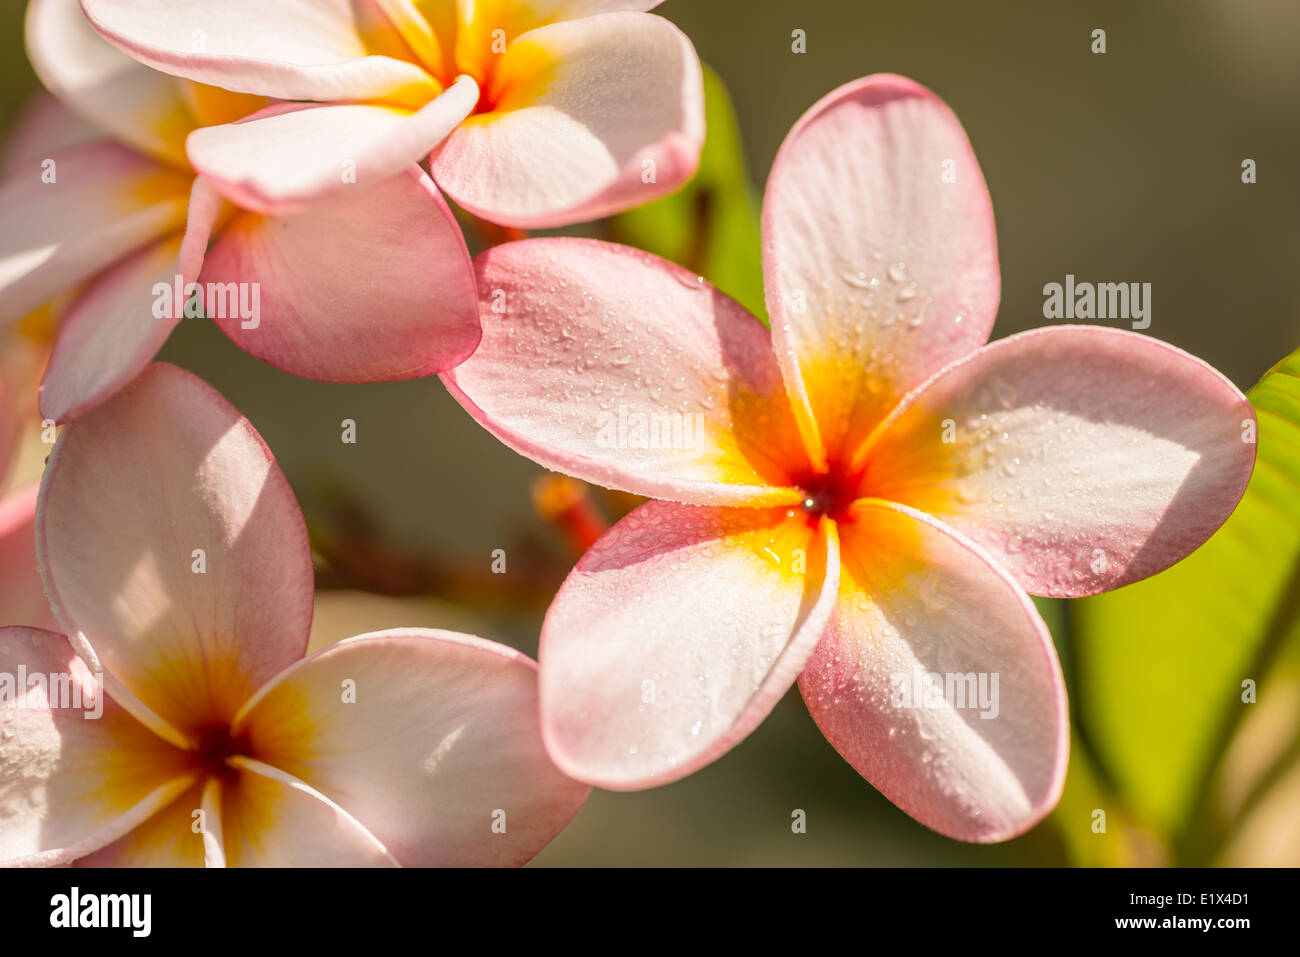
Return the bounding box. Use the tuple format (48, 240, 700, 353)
(606, 65, 766, 320)
(1071, 346, 1300, 844)
(1034, 596, 1166, 864)
(1049, 730, 1168, 866)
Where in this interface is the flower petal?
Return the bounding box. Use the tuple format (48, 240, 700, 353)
(36, 363, 314, 735)
(186, 81, 478, 215)
(540, 500, 840, 788)
(0, 485, 58, 631)
(26, 0, 193, 166)
(0, 140, 192, 325)
(443, 238, 810, 506)
(860, 326, 1256, 597)
(0, 92, 99, 177)
(80, 0, 436, 104)
(798, 500, 1068, 843)
(234, 629, 589, 867)
(198, 776, 224, 866)
(173, 81, 268, 130)
(39, 229, 193, 423)
(456, 0, 663, 55)
(218, 759, 398, 867)
(373, 0, 458, 83)
(0, 626, 195, 866)
(382, 0, 662, 83)
(197, 167, 480, 382)
(432, 12, 703, 228)
(74, 779, 207, 867)
(762, 74, 1000, 467)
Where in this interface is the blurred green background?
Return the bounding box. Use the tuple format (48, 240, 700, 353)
(4, 0, 1299, 865)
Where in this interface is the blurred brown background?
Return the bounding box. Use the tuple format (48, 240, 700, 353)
(3, 0, 1298, 864)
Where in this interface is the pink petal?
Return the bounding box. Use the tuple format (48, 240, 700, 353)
(0, 140, 191, 325)
(443, 238, 811, 506)
(36, 363, 314, 735)
(234, 629, 590, 867)
(39, 227, 195, 423)
(0, 484, 58, 631)
(39, 175, 215, 425)
(219, 759, 398, 867)
(27, 0, 193, 166)
(80, 0, 436, 103)
(0, 626, 195, 867)
(861, 326, 1256, 597)
(0, 92, 99, 177)
(198, 167, 480, 382)
(762, 74, 1000, 466)
(799, 500, 1069, 843)
(186, 83, 478, 215)
(540, 501, 840, 788)
(432, 12, 703, 228)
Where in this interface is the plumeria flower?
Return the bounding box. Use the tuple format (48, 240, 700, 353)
(80, 0, 705, 228)
(0, 362, 587, 866)
(441, 75, 1257, 841)
(0, 0, 480, 422)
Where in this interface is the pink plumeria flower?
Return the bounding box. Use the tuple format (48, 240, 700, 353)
(80, 0, 705, 228)
(0, 363, 587, 866)
(442, 75, 1257, 841)
(0, 0, 480, 421)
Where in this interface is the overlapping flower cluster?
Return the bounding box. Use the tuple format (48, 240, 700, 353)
(0, 0, 1255, 864)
